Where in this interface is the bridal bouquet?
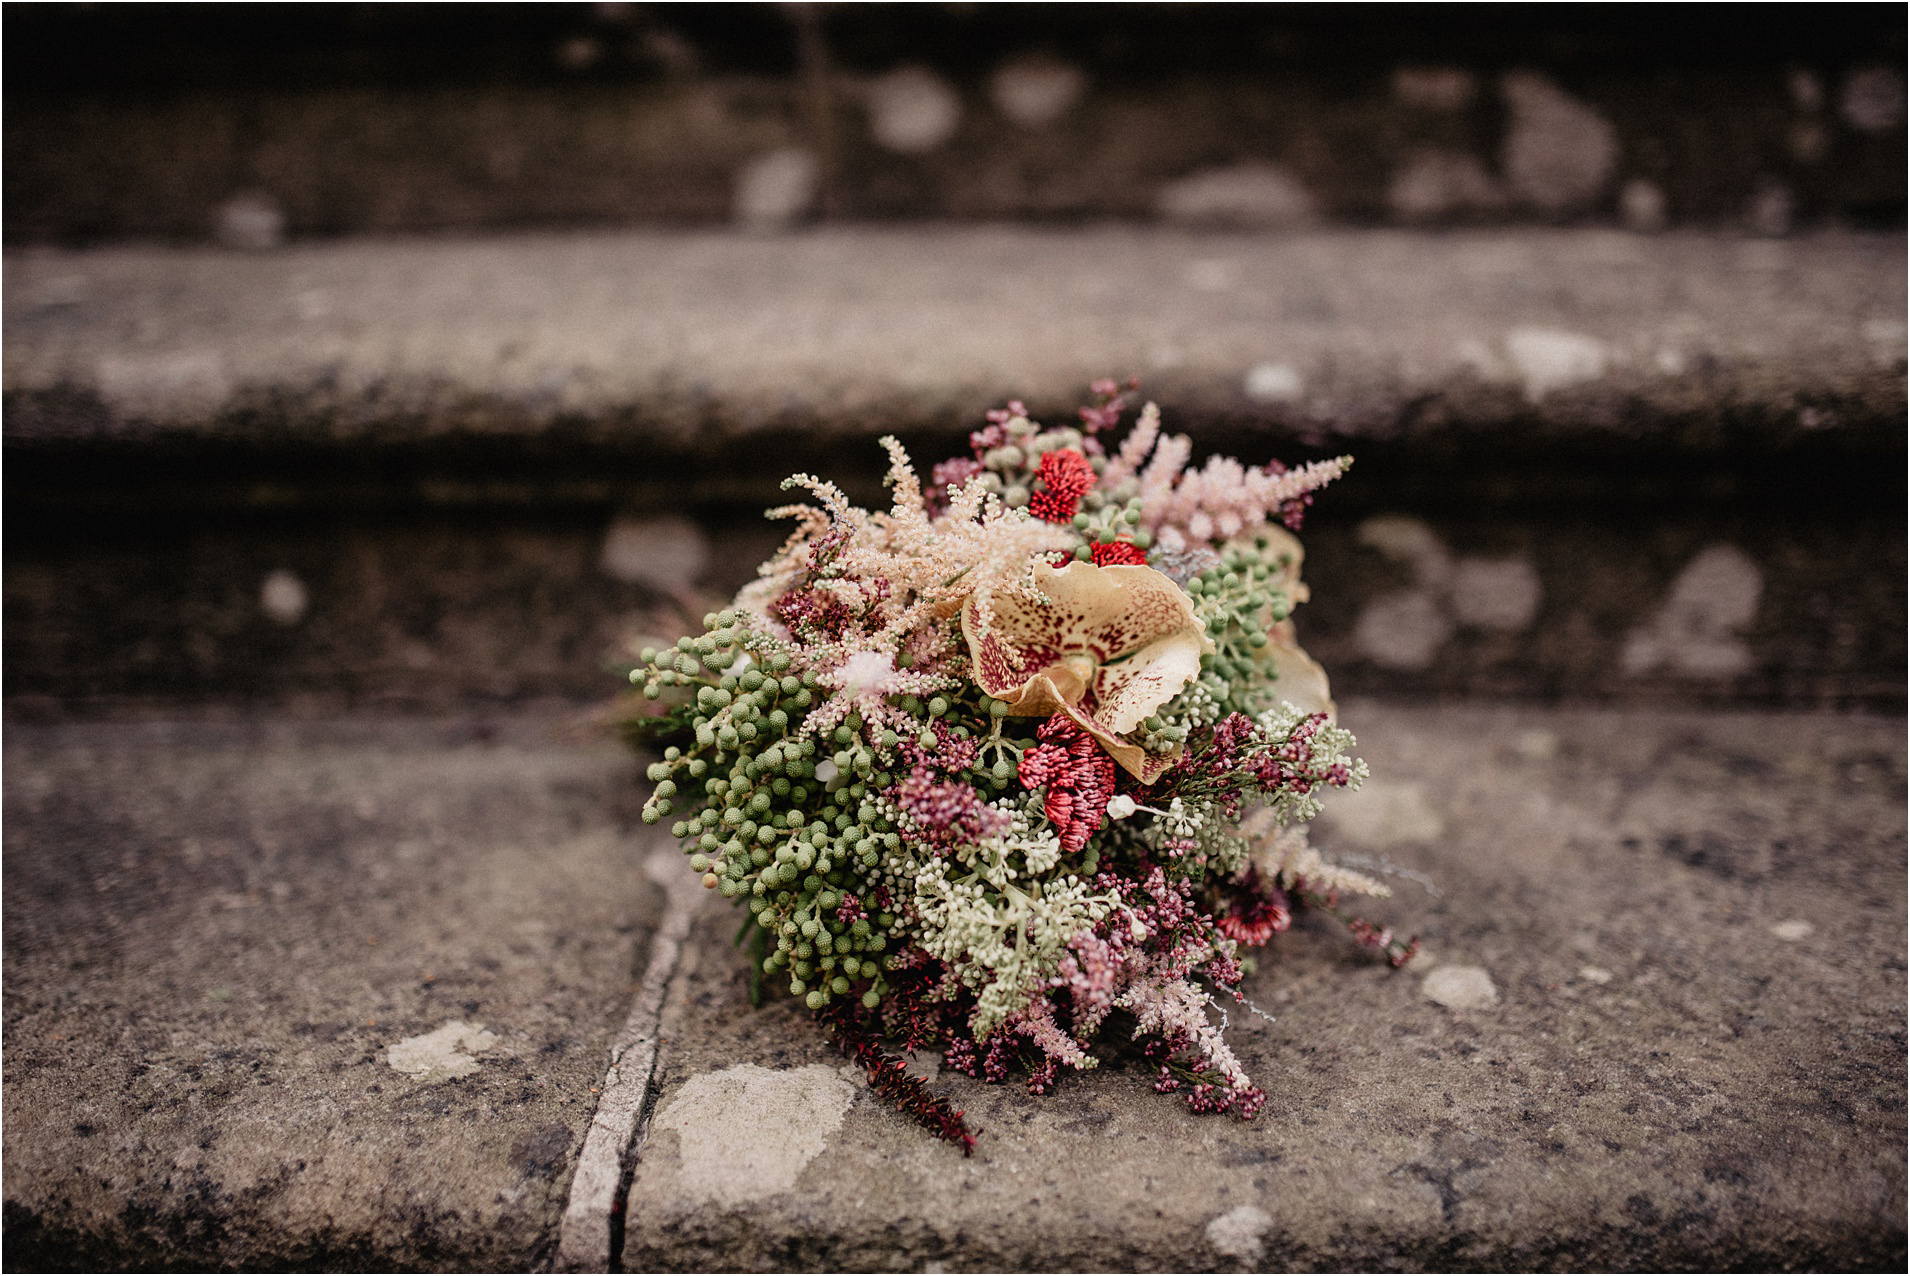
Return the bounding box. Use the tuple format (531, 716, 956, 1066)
(623, 381, 1411, 1152)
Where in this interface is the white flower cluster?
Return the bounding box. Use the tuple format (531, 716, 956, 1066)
(1251, 702, 1369, 826)
(912, 823, 1119, 1036)
(1149, 675, 1224, 747)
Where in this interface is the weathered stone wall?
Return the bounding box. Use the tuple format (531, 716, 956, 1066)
(7, 6, 1904, 244)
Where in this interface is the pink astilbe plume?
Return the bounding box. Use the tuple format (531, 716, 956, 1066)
(1098, 401, 1351, 552)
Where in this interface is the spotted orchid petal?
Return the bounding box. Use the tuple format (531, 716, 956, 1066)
(962, 559, 1214, 780)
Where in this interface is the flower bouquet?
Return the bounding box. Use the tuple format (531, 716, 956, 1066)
(622, 381, 1413, 1153)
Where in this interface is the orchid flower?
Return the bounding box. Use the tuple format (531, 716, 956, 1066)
(963, 559, 1214, 782)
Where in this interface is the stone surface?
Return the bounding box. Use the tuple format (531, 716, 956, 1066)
(6, 6, 1903, 245)
(1, 711, 664, 1271)
(5, 228, 1903, 445)
(3, 701, 1902, 1269)
(622, 700, 1906, 1271)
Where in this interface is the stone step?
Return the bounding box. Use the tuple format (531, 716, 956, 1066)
(5, 227, 1904, 712)
(6, 6, 1903, 243)
(4, 702, 1902, 1269)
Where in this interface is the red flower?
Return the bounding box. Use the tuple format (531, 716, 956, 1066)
(1028, 448, 1095, 523)
(1090, 540, 1148, 567)
(1017, 714, 1117, 855)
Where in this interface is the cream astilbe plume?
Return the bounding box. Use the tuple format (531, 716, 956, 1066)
(1240, 816, 1391, 898)
(733, 437, 1074, 679)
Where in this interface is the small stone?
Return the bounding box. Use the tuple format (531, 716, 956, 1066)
(1500, 72, 1618, 214)
(865, 66, 963, 153)
(556, 35, 602, 70)
(1789, 120, 1830, 164)
(1450, 555, 1542, 631)
(989, 55, 1086, 127)
(1356, 515, 1454, 587)
(1839, 66, 1905, 133)
(1618, 178, 1668, 232)
(600, 515, 709, 592)
(1505, 327, 1608, 400)
(1242, 362, 1303, 404)
(1184, 259, 1236, 292)
(259, 569, 309, 625)
(1621, 544, 1762, 678)
(1789, 68, 1826, 112)
(1157, 163, 1317, 229)
(215, 191, 285, 250)
(1771, 919, 1814, 942)
(1578, 965, 1614, 984)
(1354, 589, 1452, 670)
(1388, 150, 1505, 221)
(1205, 1204, 1272, 1261)
(1421, 964, 1498, 1010)
(733, 148, 818, 233)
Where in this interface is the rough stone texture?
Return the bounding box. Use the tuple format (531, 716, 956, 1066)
(4, 500, 1898, 712)
(6, 228, 1904, 445)
(623, 701, 1906, 1272)
(1, 712, 664, 1271)
(5, 62, 1902, 243)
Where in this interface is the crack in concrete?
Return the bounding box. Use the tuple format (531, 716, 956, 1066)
(555, 850, 706, 1273)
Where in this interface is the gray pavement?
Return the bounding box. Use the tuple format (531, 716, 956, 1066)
(2, 710, 663, 1270)
(5, 700, 1903, 1270)
(7, 227, 1904, 444)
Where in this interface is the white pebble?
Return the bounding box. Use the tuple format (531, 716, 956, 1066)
(1621, 544, 1762, 678)
(865, 66, 963, 153)
(733, 147, 818, 233)
(1450, 555, 1542, 631)
(1514, 729, 1559, 762)
(1840, 66, 1905, 133)
(1745, 179, 1795, 238)
(1353, 589, 1452, 670)
(1205, 1204, 1272, 1261)
(1500, 72, 1617, 213)
(1317, 779, 1444, 849)
(1421, 964, 1499, 1010)
(1388, 150, 1505, 221)
(1505, 327, 1609, 401)
(1243, 362, 1304, 404)
(1771, 919, 1814, 942)
(1184, 258, 1236, 292)
(215, 191, 285, 250)
(387, 1020, 498, 1083)
(259, 569, 309, 625)
(601, 516, 709, 591)
(989, 56, 1086, 127)
(1578, 965, 1613, 984)
(1393, 66, 1477, 111)
(1619, 178, 1668, 232)
(1157, 163, 1317, 228)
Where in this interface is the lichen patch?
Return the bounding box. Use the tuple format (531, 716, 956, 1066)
(386, 1020, 500, 1083)
(650, 1064, 856, 1206)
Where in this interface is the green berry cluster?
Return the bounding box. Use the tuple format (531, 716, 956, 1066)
(1066, 498, 1153, 560)
(1160, 536, 1300, 729)
(629, 609, 1043, 1014)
